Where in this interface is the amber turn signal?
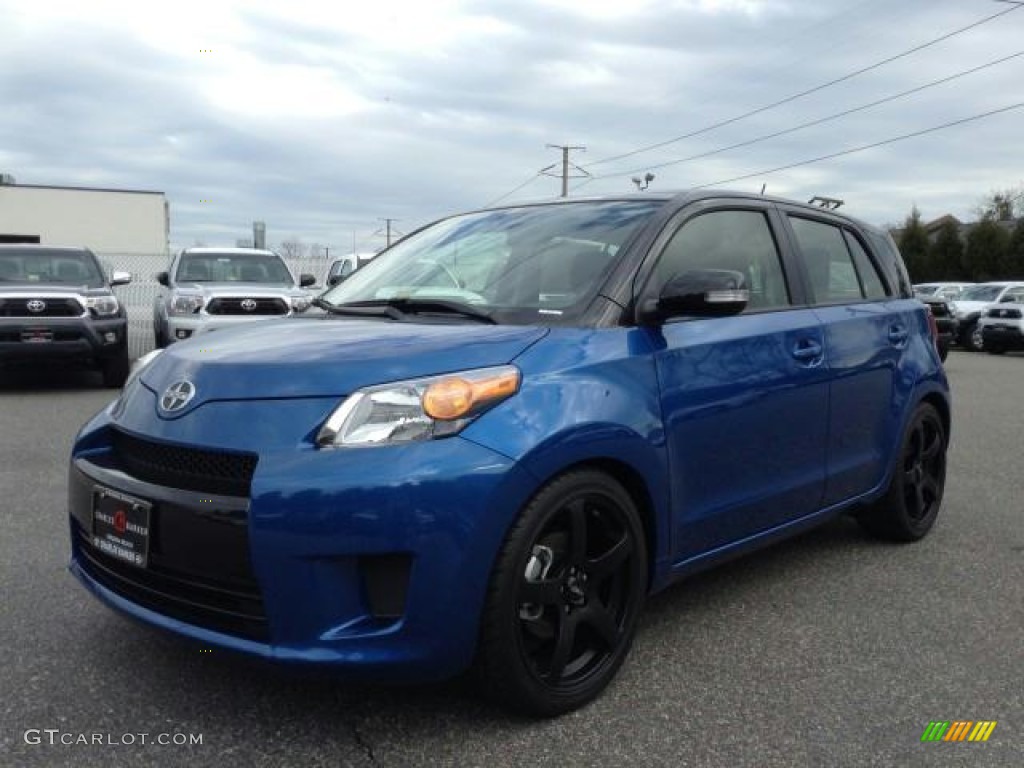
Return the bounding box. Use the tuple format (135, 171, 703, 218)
(422, 369, 520, 421)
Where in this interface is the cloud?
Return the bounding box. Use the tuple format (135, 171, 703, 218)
(1, 0, 1022, 251)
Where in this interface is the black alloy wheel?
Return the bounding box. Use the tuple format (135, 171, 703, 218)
(477, 470, 647, 716)
(858, 402, 946, 542)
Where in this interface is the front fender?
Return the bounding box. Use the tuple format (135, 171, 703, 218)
(460, 327, 673, 577)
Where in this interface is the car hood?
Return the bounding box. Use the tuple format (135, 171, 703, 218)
(951, 300, 997, 315)
(177, 282, 307, 297)
(140, 318, 548, 405)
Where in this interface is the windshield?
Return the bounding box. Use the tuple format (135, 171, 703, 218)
(958, 284, 1005, 302)
(176, 252, 294, 284)
(320, 200, 661, 322)
(0, 248, 105, 287)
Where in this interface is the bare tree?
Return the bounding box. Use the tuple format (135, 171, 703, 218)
(975, 186, 1023, 222)
(308, 243, 325, 259)
(278, 238, 305, 259)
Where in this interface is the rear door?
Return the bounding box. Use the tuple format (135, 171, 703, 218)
(639, 201, 831, 562)
(781, 211, 912, 505)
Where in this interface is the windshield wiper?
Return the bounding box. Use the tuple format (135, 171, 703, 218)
(313, 296, 404, 320)
(321, 297, 496, 324)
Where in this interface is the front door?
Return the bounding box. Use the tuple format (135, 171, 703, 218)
(643, 205, 830, 562)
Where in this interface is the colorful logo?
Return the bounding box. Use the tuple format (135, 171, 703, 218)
(921, 721, 997, 742)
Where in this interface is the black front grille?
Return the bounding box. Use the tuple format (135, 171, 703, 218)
(112, 430, 258, 497)
(74, 520, 268, 641)
(206, 297, 288, 316)
(0, 297, 84, 317)
(986, 307, 1022, 319)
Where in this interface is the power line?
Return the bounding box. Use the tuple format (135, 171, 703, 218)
(590, 48, 1024, 180)
(585, 3, 1022, 169)
(483, 171, 546, 208)
(692, 101, 1024, 189)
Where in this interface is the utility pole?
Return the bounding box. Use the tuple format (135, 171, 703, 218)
(378, 218, 397, 247)
(543, 144, 588, 197)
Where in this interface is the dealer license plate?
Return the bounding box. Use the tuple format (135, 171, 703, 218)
(91, 487, 152, 568)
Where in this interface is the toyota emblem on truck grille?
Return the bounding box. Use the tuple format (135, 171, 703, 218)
(240, 299, 257, 312)
(27, 300, 46, 313)
(160, 380, 196, 413)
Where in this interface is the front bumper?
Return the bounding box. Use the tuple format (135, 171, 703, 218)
(165, 312, 292, 342)
(0, 316, 127, 363)
(981, 324, 1024, 350)
(68, 401, 535, 682)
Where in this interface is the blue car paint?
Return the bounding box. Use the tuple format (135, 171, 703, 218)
(67, 195, 951, 687)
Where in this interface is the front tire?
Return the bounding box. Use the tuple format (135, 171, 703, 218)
(858, 403, 946, 542)
(966, 322, 984, 352)
(101, 350, 130, 388)
(476, 470, 648, 717)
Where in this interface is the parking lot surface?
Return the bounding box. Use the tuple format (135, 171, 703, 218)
(1, 352, 1021, 767)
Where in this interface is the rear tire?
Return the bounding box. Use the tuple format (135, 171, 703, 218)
(858, 403, 946, 542)
(986, 345, 1006, 355)
(476, 470, 648, 717)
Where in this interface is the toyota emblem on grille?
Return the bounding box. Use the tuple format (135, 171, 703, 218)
(160, 380, 196, 413)
(27, 299, 46, 313)
(240, 298, 257, 312)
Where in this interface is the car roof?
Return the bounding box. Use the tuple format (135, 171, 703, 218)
(182, 247, 279, 257)
(487, 188, 884, 235)
(0, 244, 91, 253)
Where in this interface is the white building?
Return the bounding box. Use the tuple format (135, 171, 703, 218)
(0, 181, 169, 254)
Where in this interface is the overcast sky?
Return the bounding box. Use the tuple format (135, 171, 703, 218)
(1, 0, 1022, 253)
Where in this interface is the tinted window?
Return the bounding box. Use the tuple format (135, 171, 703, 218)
(789, 217, 865, 304)
(844, 231, 889, 299)
(654, 210, 789, 310)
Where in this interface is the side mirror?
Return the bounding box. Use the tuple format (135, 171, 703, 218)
(110, 270, 132, 287)
(327, 274, 343, 287)
(156, 271, 170, 287)
(299, 273, 316, 288)
(640, 269, 749, 324)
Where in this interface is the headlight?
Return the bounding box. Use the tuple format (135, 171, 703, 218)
(86, 295, 120, 316)
(292, 296, 311, 312)
(316, 365, 520, 448)
(170, 294, 204, 315)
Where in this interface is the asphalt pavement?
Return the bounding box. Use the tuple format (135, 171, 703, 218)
(1, 352, 1021, 767)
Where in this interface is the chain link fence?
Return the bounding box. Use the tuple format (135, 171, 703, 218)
(98, 253, 333, 360)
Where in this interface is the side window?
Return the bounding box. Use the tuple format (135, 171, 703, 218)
(844, 231, 889, 300)
(654, 210, 790, 311)
(789, 217, 866, 304)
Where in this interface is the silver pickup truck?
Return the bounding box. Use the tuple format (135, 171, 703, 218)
(153, 247, 316, 347)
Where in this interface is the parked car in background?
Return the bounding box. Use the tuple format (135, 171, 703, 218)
(153, 247, 316, 346)
(919, 296, 957, 361)
(0, 244, 131, 386)
(913, 282, 973, 301)
(69, 191, 949, 716)
(976, 285, 1024, 354)
(324, 252, 379, 287)
(950, 281, 1024, 351)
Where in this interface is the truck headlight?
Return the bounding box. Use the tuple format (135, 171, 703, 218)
(316, 365, 520, 447)
(170, 294, 204, 315)
(86, 296, 120, 317)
